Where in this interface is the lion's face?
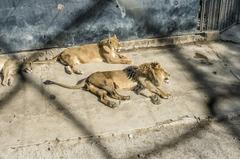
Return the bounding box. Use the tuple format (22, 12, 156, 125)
(22, 62, 33, 73)
(101, 34, 122, 52)
(148, 63, 170, 87)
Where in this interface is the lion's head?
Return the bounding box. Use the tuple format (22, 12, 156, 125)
(138, 62, 170, 86)
(21, 61, 33, 73)
(100, 34, 122, 53)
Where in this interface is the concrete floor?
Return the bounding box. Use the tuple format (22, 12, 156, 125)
(0, 33, 240, 158)
(221, 24, 240, 44)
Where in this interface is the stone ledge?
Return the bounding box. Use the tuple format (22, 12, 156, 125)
(120, 31, 220, 51)
(0, 31, 220, 56)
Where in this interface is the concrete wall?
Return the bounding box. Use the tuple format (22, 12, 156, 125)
(238, 6, 240, 24)
(0, 0, 200, 53)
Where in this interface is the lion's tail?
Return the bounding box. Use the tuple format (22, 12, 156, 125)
(43, 78, 86, 89)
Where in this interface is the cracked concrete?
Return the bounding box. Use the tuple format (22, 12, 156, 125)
(0, 34, 240, 158)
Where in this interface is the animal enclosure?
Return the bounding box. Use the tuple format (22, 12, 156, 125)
(0, 0, 239, 53)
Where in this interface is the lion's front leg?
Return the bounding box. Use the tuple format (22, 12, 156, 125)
(139, 79, 170, 99)
(104, 54, 132, 64)
(117, 54, 132, 64)
(139, 91, 161, 105)
(133, 83, 161, 105)
(155, 87, 171, 99)
(108, 57, 131, 64)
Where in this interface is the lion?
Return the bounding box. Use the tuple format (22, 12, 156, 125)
(32, 35, 132, 75)
(0, 56, 33, 86)
(44, 62, 171, 108)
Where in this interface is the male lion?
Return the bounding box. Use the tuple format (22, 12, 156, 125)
(33, 35, 132, 74)
(44, 62, 171, 108)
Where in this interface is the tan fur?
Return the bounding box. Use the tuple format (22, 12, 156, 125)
(44, 62, 170, 108)
(33, 35, 132, 74)
(0, 57, 18, 86)
(0, 56, 34, 86)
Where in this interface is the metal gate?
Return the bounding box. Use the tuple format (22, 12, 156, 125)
(199, 0, 240, 32)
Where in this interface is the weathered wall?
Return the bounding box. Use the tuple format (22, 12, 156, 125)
(0, 0, 200, 53)
(238, 5, 240, 24)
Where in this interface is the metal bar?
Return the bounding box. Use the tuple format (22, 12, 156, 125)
(213, 0, 220, 30)
(233, 0, 237, 24)
(206, 0, 210, 30)
(210, 0, 215, 30)
(232, 0, 236, 24)
(225, 0, 232, 27)
(211, 0, 216, 30)
(208, 0, 213, 30)
(200, 0, 206, 31)
(207, 0, 213, 30)
(218, 0, 224, 30)
(227, 0, 233, 27)
(203, 0, 207, 31)
(203, 0, 208, 31)
(223, 0, 228, 30)
(212, 0, 218, 30)
(229, 0, 233, 25)
(225, 0, 229, 28)
(235, 0, 239, 23)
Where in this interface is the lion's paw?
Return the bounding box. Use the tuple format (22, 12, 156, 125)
(163, 93, 171, 99)
(150, 95, 161, 105)
(123, 96, 131, 100)
(108, 101, 118, 108)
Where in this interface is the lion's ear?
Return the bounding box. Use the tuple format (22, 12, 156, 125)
(103, 45, 111, 53)
(113, 34, 117, 39)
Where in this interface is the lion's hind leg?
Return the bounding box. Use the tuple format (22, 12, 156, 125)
(101, 84, 130, 101)
(111, 89, 130, 101)
(68, 56, 83, 75)
(62, 55, 83, 75)
(71, 64, 83, 75)
(2, 68, 12, 86)
(86, 84, 118, 108)
(64, 64, 82, 75)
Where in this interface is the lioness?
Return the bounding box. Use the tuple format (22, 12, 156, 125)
(0, 56, 33, 86)
(44, 62, 171, 108)
(33, 35, 132, 74)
